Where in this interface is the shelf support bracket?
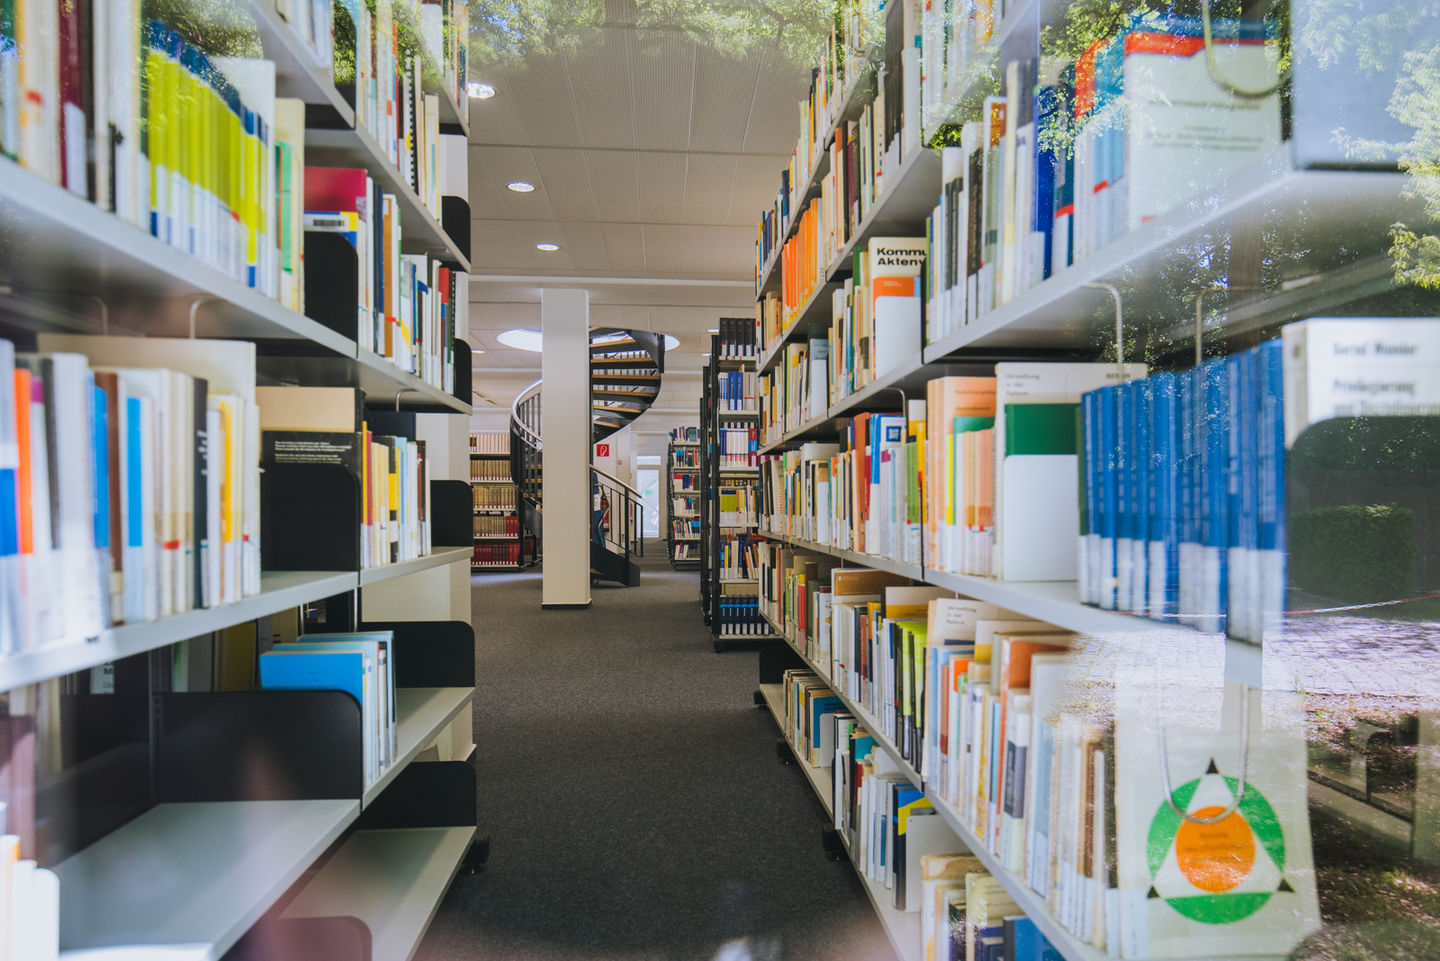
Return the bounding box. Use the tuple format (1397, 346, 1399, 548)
(1082, 282, 1128, 379)
(394, 387, 418, 412)
(85, 294, 110, 336)
(187, 297, 220, 339)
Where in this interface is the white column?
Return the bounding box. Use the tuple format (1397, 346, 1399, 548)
(542, 289, 592, 607)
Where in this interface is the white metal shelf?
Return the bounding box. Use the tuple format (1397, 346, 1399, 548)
(248, 0, 355, 124)
(923, 145, 1415, 362)
(278, 826, 474, 960)
(305, 124, 470, 271)
(358, 547, 474, 586)
(55, 799, 358, 958)
(364, 687, 475, 806)
(758, 683, 834, 817)
(0, 570, 356, 694)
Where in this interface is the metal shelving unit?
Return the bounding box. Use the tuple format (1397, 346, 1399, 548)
(667, 440, 702, 568)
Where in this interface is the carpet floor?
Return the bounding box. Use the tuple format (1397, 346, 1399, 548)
(413, 545, 897, 961)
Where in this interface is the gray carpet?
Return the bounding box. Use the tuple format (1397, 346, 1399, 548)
(413, 544, 896, 961)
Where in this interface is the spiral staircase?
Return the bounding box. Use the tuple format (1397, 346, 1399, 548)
(509, 329, 664, 587)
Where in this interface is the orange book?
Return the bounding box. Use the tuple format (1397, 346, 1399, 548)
(13, 370, 33, 555)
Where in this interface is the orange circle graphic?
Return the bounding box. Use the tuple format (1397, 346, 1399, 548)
(1174, 805, 1256, 893)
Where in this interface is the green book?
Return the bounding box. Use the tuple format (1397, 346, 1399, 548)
(1003, 402, 1079, 456)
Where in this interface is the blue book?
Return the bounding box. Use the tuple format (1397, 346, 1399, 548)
(1198, 358, 1229, 633)
(1257, 338, 1286, 640)
(0, 342, 18, 653)
(1008, 914, 1042, 961)
(1131, 376, 1151, 615)
(1147, 372, 1180, 620)
(1228, 348, 1258, 640)
(1096, 386, 1118, 610)
(1114, 380, 1132, 611)
(1177, 367, 1200, 626)
(1032, 83, 1059, 281)
(1080, 390, 1099, 604)
(260, 648, 375, 784)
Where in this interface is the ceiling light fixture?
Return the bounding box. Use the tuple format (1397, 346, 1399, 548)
(506, 181, 535, 193)
(467, 81, 496, 100)
(706, 328, 719, 333)
(535, 243, 560, 252)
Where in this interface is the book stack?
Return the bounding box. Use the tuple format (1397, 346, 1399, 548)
(0, 336, 262, 654)
(715, 591, 765, 637)
(716, 370, 757, 414)
(759, 327, 830, 444)
(669, 426, 700, 443)
(473, 514, 518, 537)
(831, 237, 928, 398)
(472, 485, 516, 510)
(257, 386, 432, 570)
(924, 15, 1281, 343)
(470, 459, 509, 481)
(756, 543, 839, 660)
(718, 487, 759, 530)
(305, 166, 464, 391)
(714, 318, 758, 361)
(340, 0, 467, 219)
(0, 9, 307, 309)
(1077, 317, 1440, 640)
(671, 446, 700, 469)
(718, 422, 758, 470)
(780, 199, 826, 324)
(261, 630, 399, 788)
(719, 537, 760, 580)
(275, 1, 336, 65)
(470, 431, 510, 455)
(472, 541, 521, 567)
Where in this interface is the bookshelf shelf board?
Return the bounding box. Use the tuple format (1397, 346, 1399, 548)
(474, 508, 517, 514)
(387, 0, 470, 138)
(358, 547, 474, 586)
(0, 159, 354, 357)
(304, 126, 471, 270)
(716, 409, 761, 418)
(759, 409, 843, 455)
(776, 626, 926, 791)
(758, 683, 836, 819)
(54, 799, 358, 957)
(470, 451, 512, 458)
(364, 687, 475, 807)
(842, 830, 924, 961)
(248, 1, 355, 125)
(257, 348, 470, 414)
(923, 146, 1415, 363)
(0, 570, 356, 695)
(468, 478, 514, 485)
(826, 147, 945, 286)
(756, 65, 877, 300)
(720, 578, 759, 585)
(278, 826, 474, 959)
(757, 280, 841, 374)
(672, 441, 702, 447)
(771, 532, 924, 583)
(472, 535, 520, 541)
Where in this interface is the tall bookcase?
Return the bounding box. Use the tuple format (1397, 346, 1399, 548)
(0, 4, 481, 957)
(469, 430, 530, 572)
(737, 3, 1440, 961)
(699, 328, 778, 653)
(667, 437, 702, 568)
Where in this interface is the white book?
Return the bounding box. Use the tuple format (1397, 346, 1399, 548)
(115, 375, 159, 624)
(0, 342, 20, 653)
(45, 354, 104, 641)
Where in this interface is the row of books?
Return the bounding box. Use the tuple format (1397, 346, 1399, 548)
(258, 386, 434, 569)
(471, 542, 522, 566)
(472, 485, 516, 510)
(714, 592, 767, 637)
(670, 472, 698, 491)
(669, 426, 700, 442)
(469, 461, 509, 481)
(718, 485, 759, 529)
(754, 0, 921, 306)
(473, 514, 518, 537)
(0, 830, 58, 960)
(715, 370, 758, 413)
(470, 431, 509, 455)
(759, 329, 829, 445)
(338, 0, 469, 220)
(305, 165, 465, 392)
(671, 447, 700, 468)
(0, 337, 262, 655)
(924, 17, 1280, 344)
(672, 542, 698, 560)
(717, 422, 759, 470)
(711, 317, 759, 361)
(669, 497, 697, 517)
(718, 537, 761, 580)
(258, 630, 401, 787)
(670, 518, 699, 541)
(1078, 318, 1438, 640)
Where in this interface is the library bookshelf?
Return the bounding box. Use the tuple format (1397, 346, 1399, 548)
(0, 4, 481, 958)
(725, 3, 1437, 959)
(667, 439, 703, 569)
(701, 331, 781, 653)
(470, 431, 531, 572)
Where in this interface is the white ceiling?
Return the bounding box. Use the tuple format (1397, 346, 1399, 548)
(465, 9, 818, 439)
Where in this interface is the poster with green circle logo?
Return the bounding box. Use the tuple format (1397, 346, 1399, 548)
(1116, 683, 1320, 958)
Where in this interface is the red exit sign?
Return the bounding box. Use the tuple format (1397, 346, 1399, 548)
(595, 443, 611, 458)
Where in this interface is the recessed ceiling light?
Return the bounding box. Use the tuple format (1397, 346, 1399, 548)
(467, 81, 496, 100)
(536, 243, 560, 252)
(507, 181, 535, 193)
(707, 328, 719, 333)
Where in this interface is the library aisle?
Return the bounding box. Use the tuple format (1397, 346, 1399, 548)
(416, 546, 895, 961)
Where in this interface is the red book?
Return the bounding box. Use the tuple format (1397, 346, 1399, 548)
(304, 166, 368, 213)
(58, 0, 86, 194)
